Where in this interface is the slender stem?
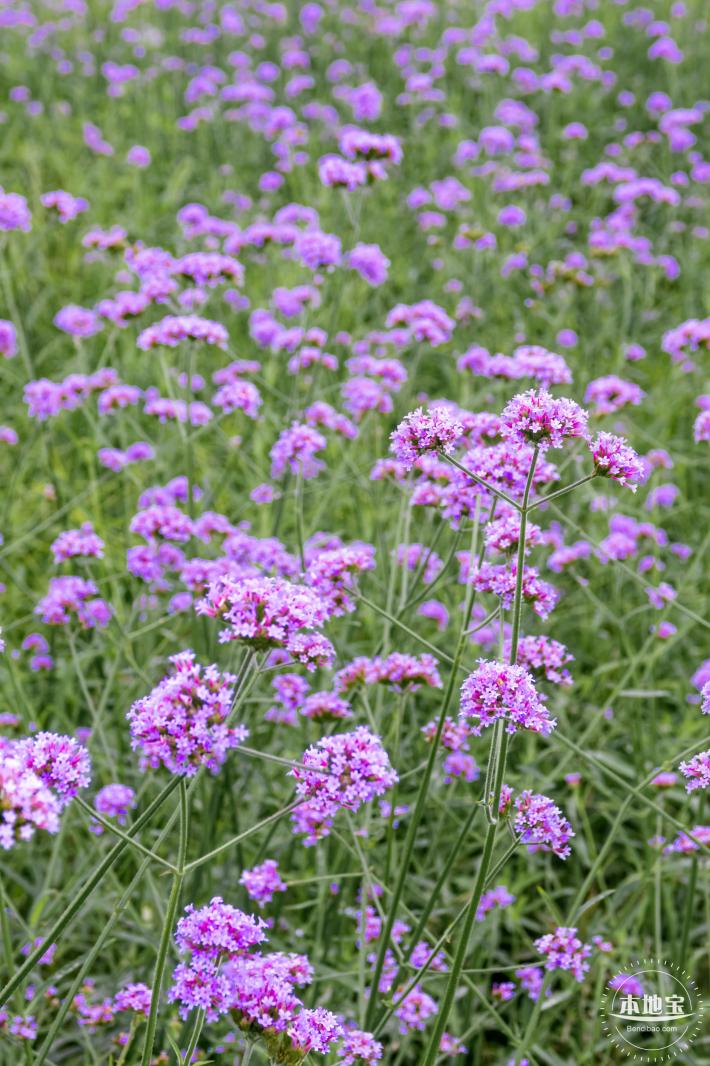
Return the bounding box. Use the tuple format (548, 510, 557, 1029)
(183, 797, 301, 872)
(679, 795, 703, 967)
(0, 777, 180, 1008)
(73, 797, 178, 872)
(364, 513, 482, 1030)
(140, 779, 190, 1066)
(419, 449, 538, 1065)
(182, 1007, 206, 1064)
(527, 472, 596, 512)
(443, 452, 522, 512)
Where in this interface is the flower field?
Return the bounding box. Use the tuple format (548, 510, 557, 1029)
(0, 0, 709, 1063)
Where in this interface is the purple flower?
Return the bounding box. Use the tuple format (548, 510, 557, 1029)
(291, 728, 398, 842)
(0, 189, 31, 232)
(476, 885, 515, 922)
(347, 243, 390, 286)
(0, 745, 60, 849)
(591, 432, 645, 490)
(240, 859, 287, 906)
(174, 897, 268, 961)
(534, 927, 592, 982)
(0, 320, 17, 359)
(514, 791, 574, 859)
(585, 375, 644, 416)
(90, 783, 137, 833)
(137, 315, 228, 350)
(501, 389, 589, 450)
(511, 635, 574, 686)
(35, 576, 112, 629)
(390, 407, 462, 469)
(17, 732, 91, 808)
(679, 749, 710, 792)
(50, 522, 105, 563)
(54, 305, 102, 338)
(270, 422, 327, 479)
(288, 1007, 343, 1053)
(127, 650, 247, 776)
(460, 661, 555, 736)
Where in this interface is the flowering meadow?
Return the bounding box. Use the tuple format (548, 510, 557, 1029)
(1, 0, 710, 1063)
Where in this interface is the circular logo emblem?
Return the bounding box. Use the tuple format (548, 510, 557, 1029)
(601, 958, 704, 1062)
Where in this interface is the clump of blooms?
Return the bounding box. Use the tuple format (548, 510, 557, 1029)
(41, 189, 89, 223)
(476, 885, 516, 922)
(501, 389, 589, 450)
(534, 927, 592, 982)
(390, 407, 462, 469)
(0, 320, 17, 359)
(514, 791, 575, 859)
(35, 576, 112, 629)
(1, 732, 91, 849)
(585, 375, 645, 416)
(459, 661, 555, 736)
(469, 562, 558, 619)
(0, 746, 60, 849)
(511, 635, 574, 686)
(0, 188, 32, 232)
(54, 304, 102, 338)
(373, 652, 442, 690)
(271, 422, 327, 479)
(196, 575, 334, 669)
(240, 859, 287, 906)
(300, 691, 352, 721)
(590, 433, 645, 490)
(679, 749, 710, 792)
(127, 651, 247, 775)
(172, 899, 267, 989)
(137, 315, 228, 350)
(90, 783, 137, 834)
(291, 728, 398, 842)
(306, 544, 376, 616)
(18, 733, 91, 807)
(50, 522, 105, 563)
(485, 511, 543, 556)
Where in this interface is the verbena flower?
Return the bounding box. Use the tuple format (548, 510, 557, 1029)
(127, 650, 247, 775)
(534, 927, 592, 982)
(460, 661, 556, 736)
(291, 728, 398, 842)
(390, 407, 462, 469)
(240, 859, 287, 906)
(514, 791, 574, 858)
(679, 749, 710, 792)
(196, 575, 334, 669)
(590, 432, 645, 490)
(501, 389, 589, 450)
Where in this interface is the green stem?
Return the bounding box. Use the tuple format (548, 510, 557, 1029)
(140, 779, 190, 1066)
(364, 515, 482, 1030)
(0, 777, 180, 1008)
(527, 472, 596, 512)
(419, 448, 538, 1065)
(182, 1006, 206, 1064)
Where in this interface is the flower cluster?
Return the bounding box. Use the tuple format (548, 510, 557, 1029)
(513, 791, 575, 859)
(196, 575, 334, 669)
(127, 650, 247, 775)
(534, 927, 592, 982)
(460, 661, 555, 736)
(290, 728, 398, 844)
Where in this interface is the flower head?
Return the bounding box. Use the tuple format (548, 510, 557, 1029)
(127, 650, 247, 775)
(501, 389, 589, 450)
(460, 661, 555, 736)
